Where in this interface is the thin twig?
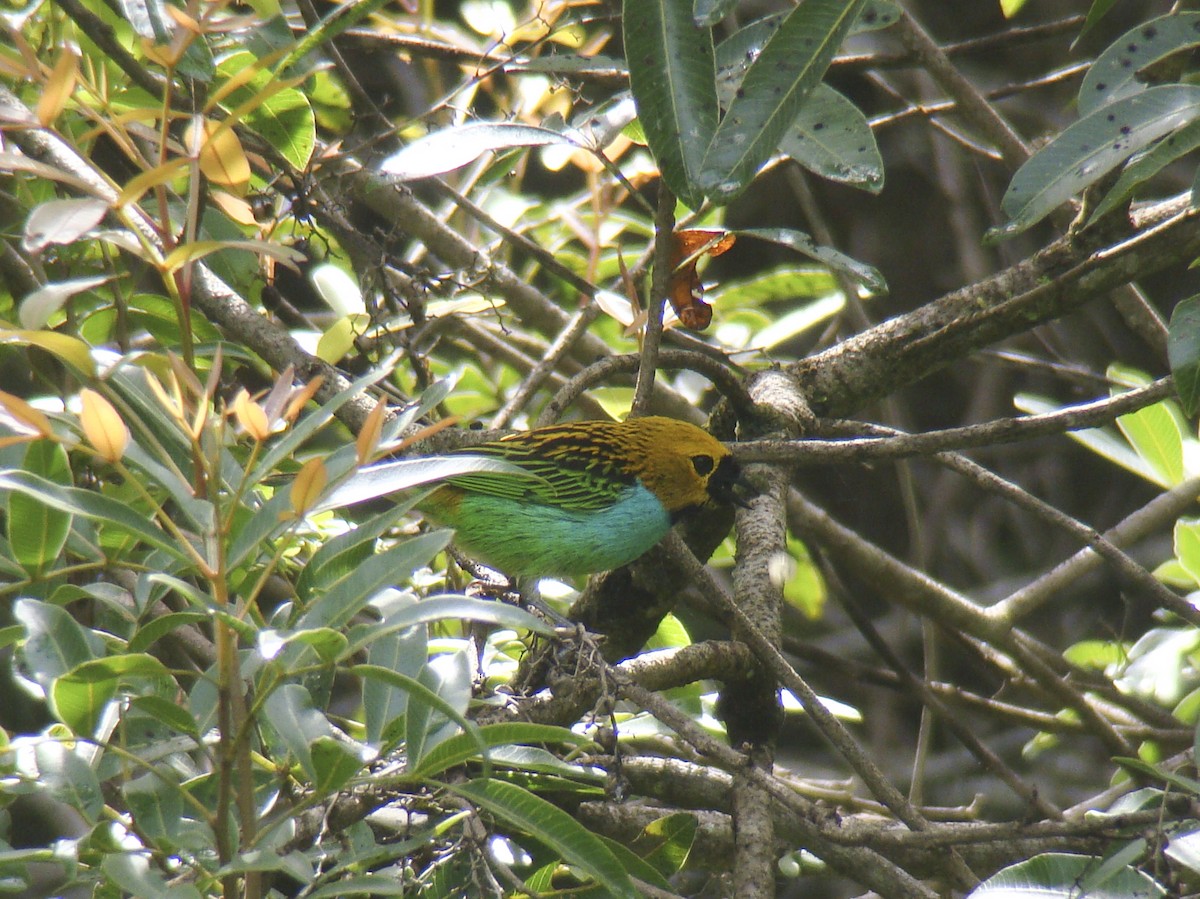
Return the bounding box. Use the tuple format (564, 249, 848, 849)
(631, 184, 675, 417)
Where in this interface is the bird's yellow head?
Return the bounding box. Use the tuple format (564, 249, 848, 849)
(613, 417, 746, 516)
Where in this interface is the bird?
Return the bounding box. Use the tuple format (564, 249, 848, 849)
(418, 416, 749, 578)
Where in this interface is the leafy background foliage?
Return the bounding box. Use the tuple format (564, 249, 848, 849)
(5, 0, 1200, 897)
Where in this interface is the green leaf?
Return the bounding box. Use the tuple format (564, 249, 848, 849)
(406, 651, 471, 767)
(243, 84, 314, 172)
(103, 851, 202, 899)
(352, 663, 485, 764)
(123, 772, 184, 845)
(129, 694, 200, 737)
(346, 595, 554, 651)
(448, 778, 639, 899)
(1115, 755, 1200, 796)
(1073, 0, 1122, 48)
(1089, 119, 1200, 225)
(307, 875, 410, 897)
(1114, 385, 1185, 488)
(623, 0, 718, 209)
(596, 834, 674, 891)
(999, 0, 1028, 18)
(631, 812, 697, 877)
(311, 736, 364, 795)
(1062, 639, 1127, 671)
(318, 454, 543, 512)
(412, 722, 588, 779)
(693, 0, 735, 27)
(779, 85, 883, 192)
(1015, 393, 1163, 485)
(998, 85, 1200, 237)
(1078, 12, 1200, 115)
(297, 501, 414, 601)
(0, 470, 189, 560)
(32, 740, 104, 820)
(1175, 518, 1200, 585)
(276, 0, 391, 75)
(363, 622, 426, 746)
(968, 851, 1165, 897)
(14, 598, 104, 688)
(128, 611, 209, 654)
(698, 0, 868, 201)
(1170, 295, 1200, 417)
(295, 531, 453, 632)
(8, 441, 72, 577)
(734, 227, 886, 293)
(52, 654, 171, 735)
(262, 684, 332, 781)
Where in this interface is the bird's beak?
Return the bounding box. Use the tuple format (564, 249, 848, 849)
(729, 469, 756, 509)
(710, 456, 756, 509)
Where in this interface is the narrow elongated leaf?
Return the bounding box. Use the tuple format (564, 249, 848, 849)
(1014, 394, 1175, 486)
(633, 812, 698, 877)
(624, 0, 717, 209)
(412, 723, 587, 779)
(294, 531, 453, 632)
(347, 595, 554, 649)
(735, 227, 886, 293)
(352, 663, 485, 762)
(699, 0, 868, 201)
(0, 329, 95, 375)
(1078, 12, 1200, 115)
(999, 85, 1200, 236)
(406, 652, 470, 767)
(0, 470, 188, 559)
(363, 623, 426, 746)
(380, 123, 578, 181)
(1089, 118, 1200, 224)
(449, 778, 638, 899)
(1170, 295, 1200, 417)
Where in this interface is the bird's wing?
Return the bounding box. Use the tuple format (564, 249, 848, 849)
(446, 442, 632, 512)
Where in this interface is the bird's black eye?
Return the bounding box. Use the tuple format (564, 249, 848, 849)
(691, 454, 715, 476)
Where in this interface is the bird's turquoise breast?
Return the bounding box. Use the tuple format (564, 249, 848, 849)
(443, 482, 672, 577)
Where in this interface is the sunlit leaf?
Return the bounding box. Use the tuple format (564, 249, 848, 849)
(23, 198, 110, 253)
(380, 123, 579, 181)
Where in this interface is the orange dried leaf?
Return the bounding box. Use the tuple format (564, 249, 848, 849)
(668, 229, 735, 332)
(185, 118, 251, 194)
(79, 388, 128, 463)
(284, 376, 323, 423)
(290, 458, 328, 516)
(233, 389, 270, 442)
(36, 48, 78, 127)
(356, 397, 387, 465)
(0, 390, 53, 438)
